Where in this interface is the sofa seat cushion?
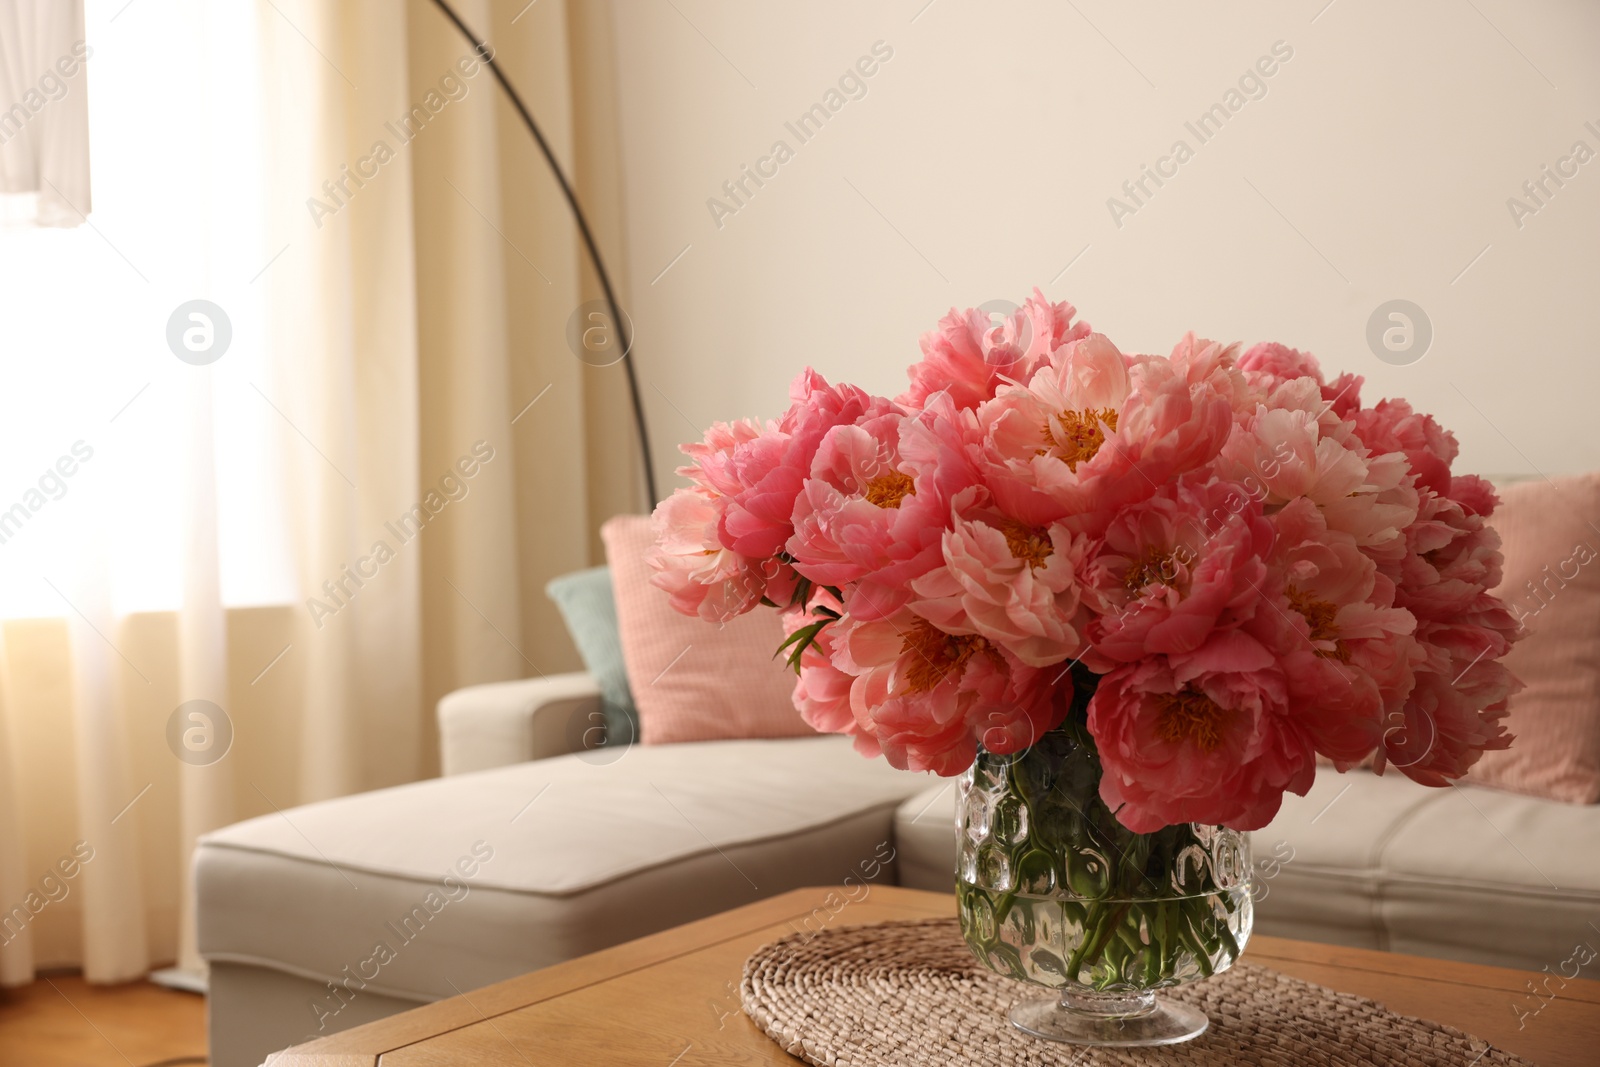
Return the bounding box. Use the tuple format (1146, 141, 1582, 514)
(891, 769, 1438, 903)
(889, 767, 1600, 973)
(1376, 781, 1600, 968)
(196, 736, 925, 1008)
(894, 783, 960, 892)
(893, 769, 1445, 909)
(1252, 768, 1447, 951)
(1259, 770, 1600, 969)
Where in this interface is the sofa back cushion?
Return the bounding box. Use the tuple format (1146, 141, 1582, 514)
(602, 515, 814, 745)
(1470, 473, 1600, 803)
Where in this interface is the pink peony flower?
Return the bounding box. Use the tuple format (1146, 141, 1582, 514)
(837, 611, 1061, 775)
(1167, 334, 1252, 411)
(1449, 473, 1499, 518)
(1245, 497, 1415, 763)
(898, 289, 1091, 412)
(895, 390, 989, 505)
(648, 488, 794, 621)
(1238, 341, 1362, 420)
(713, 369, 899, 562)
(1238, 341, 1325, 386)
(975, 333, 1130, 500)
(1084, 476, 1275, 665)
(1090, 658, 1316, 832)
(971, 333, 1229, 531)
(677, 417, 771, 497)
(1322, 373, 1364, 420)
(1218, 401, 1419, 555)
(648, 294, 1524, 833)
(786, 590, 881, 758)
(1352, 399, 1459, 499)
(1377, 483, 1521, 784)
(1381, 640, 1516, 786)
(910, 507, 1094, 667)
(786, 406, 969, 620)
(1392, 490, 1505, 621)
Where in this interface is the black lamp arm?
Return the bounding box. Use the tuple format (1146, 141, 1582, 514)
(428, 0, 658, 507)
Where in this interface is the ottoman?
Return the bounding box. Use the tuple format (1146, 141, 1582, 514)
(196, 735, 928, 1067)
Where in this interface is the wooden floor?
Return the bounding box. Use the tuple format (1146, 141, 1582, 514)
(0, 974, 207, 1067)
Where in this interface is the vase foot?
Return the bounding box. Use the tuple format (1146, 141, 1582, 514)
(1008, 991, 1208, 1047)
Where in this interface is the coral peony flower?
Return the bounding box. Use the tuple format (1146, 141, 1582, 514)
(1084, 476, 1275, 665)
(1238, 341, 1325, 386)
(1448, 473, 1499, 519)
(1352, 399, 1459, 499)
(1381, 639, 1516, 786)
(1219, 401, 1419, 556)
(1377, 483, 1521, 784)
(649, 488, 794, 621)
(648, 294, 1524, 834)
(713, 369, 899, 562)
(677, 417, 771, 498)
(910, 507, 1094, 667)
(836, 611, 1061, 775)
(1090, 658, 1316, 832)
(898, 289, 1091, 412)
(973, 334, 1237, 536)
(1393, 490, 1505, 621)
(786, 590, 881, 758)
(1167, 333, 1252, 411)
(1245, 497, 1415, 763)
(1237, 341, 1363, 420)
(786, 406, 970, 620)
(969, 332, 1129, 521)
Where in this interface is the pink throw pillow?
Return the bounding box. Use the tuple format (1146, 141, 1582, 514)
(1469, 474, 1600, 803)
(602, 515, 815, 745)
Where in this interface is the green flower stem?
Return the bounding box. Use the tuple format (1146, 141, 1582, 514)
(1158, 902, 1177, 978)
(1063, 902, 1114, 980)
(1177, 907, 1216, 978)
(1141, 907, 1163, 986)
(1213, 908, 1243, 961)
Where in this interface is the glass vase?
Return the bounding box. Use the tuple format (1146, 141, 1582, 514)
(956, 719, 1253, 1046)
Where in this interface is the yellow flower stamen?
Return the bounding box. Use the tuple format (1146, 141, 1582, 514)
(863, 470, 915, 508)
(1154, 689, 1230, 751)
(996, 519, 1052, 569)
(899, 618, 994, 694)
(1286, 584, 1349, 661)
(1040, 408, 1119, 470)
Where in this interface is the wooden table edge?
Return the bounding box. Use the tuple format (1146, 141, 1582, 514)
(266, 887, 949, 1065)
(1245, 934, 1600, 1004)
(264, 885, 1600, 1065)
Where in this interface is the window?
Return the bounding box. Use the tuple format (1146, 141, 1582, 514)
(0, 2, 291, 618)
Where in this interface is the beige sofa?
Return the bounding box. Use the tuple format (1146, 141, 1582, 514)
(196, 671, 1600, 1067)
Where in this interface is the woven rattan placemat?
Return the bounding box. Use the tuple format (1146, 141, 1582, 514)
(740, 917, 1530, 1066)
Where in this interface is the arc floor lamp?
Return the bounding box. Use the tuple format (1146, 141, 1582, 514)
(428, 0, 658, 507)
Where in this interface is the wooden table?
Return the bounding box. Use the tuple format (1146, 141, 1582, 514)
(269, 886, 1600, 1066)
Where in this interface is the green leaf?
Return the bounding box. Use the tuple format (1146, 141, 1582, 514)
(773, 623, 819, 656)
(772, 615, 837, 674)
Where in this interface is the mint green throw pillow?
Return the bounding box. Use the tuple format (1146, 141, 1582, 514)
(544, 566, 639, 745)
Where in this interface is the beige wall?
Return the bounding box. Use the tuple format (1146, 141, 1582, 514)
(606, 0, 1600, 487)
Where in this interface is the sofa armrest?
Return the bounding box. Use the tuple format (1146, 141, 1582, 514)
(437, 672, 604, 775)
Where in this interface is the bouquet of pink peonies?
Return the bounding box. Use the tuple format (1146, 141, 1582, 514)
(647, 292, 1520, 834)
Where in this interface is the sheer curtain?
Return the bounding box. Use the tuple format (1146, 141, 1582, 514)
(0, 0, 636, 985)
(0, 0, 92, 225)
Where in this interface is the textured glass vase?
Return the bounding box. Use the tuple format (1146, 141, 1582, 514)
(956, 721, 1253, 1046)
